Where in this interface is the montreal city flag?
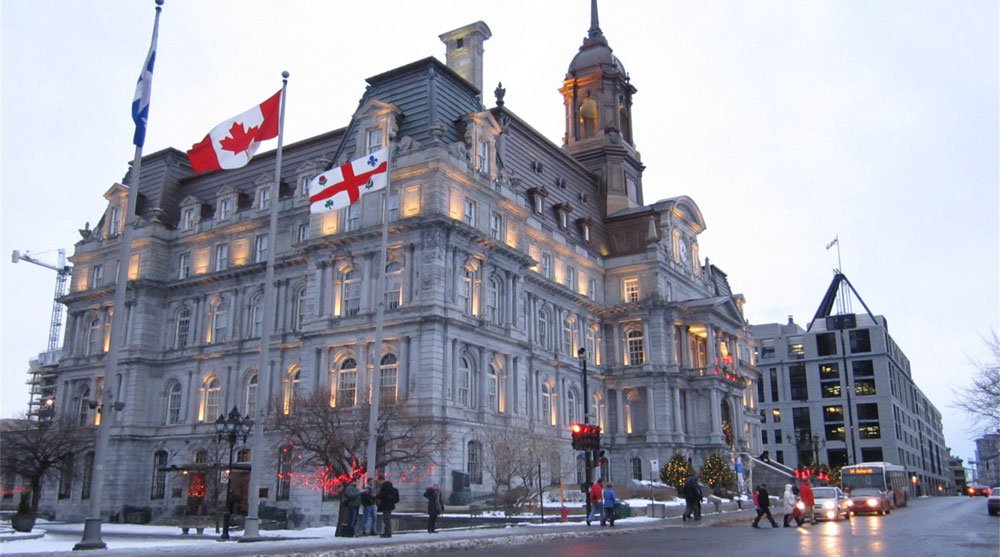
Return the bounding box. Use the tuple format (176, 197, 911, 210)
(309, 148, 389, 214)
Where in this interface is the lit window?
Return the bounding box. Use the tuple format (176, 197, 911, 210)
(623, 277, 640, 303)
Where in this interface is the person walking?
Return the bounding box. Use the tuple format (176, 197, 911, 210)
(781, 483, 801, 527)
(360, 478, 378, 536)
(343, 480, 361, 537)
(377, 479, 399, 538)
(682, 476, 703, 521)
(586, 480, 604, 526)
(601, 483, 617, 527)
(751, 483, 779, 528)
(423, 483, 444, 533)
(799, 478, 815, 525)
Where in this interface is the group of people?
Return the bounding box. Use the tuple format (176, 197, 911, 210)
(751, 478, 816, 529)
(585, 480, 618, 526)
(338, 477, 400, 538)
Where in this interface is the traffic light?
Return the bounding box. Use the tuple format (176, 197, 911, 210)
(569, 423, 602, 450)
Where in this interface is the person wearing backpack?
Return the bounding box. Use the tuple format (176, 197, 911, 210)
(377, 480, 400, 538)
(360, 478, 378, 536)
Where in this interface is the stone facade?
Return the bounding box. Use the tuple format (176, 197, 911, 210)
(39, 6, 760, 525)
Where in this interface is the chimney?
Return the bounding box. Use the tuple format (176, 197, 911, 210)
(787, 315, 795, 325)
(439, 21, 492, 97)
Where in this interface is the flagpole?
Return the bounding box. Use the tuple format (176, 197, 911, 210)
(365, 148, 393, 482)
(75, 1, 163, 550)
(242, 70, 289, 542)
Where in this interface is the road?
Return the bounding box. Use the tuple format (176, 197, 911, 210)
(406, 496, 997, 557)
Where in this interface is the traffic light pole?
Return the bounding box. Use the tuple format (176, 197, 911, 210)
(578, 349, 593, 519)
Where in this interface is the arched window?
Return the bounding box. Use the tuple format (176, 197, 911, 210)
(249, 296, 263, 337)
(385, 262, 403, 310)
(586, 323, 601, 366)
(562, 314, 577, 355)
(342, 269, 361, 317)
(292, 288, 306, 331)
(536, 307, 549, 348)
(87, 315, 103, 355)
(283, 366, 301, 415)
(379, 353, 398, 403)
(209, 298, 229, 343)
(78, 386, 91, 426)
(166, 381, 182, 424)
(333, 358, 357, 407)
(593, 392, 606, 431)
(487, 365, 499, 412)
(485, 276, 502, 325)
(174, 307, 191, 349)
(199, 376, 221, 422)
(457, 354, 473, 407)
(626, 327, 645, 366)
(245, 373, 258, 418)
(541, 382, 555, 426)
(566, 388, 579, 424)
(467, 440, 483, 484)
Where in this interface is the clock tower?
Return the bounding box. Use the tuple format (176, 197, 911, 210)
(560, 0, 644, 216)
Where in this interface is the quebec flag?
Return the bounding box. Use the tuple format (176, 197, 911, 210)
(132, 6, 161, 148)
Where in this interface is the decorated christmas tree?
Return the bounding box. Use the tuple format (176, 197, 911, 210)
(660, 452, 692, 489)
(699, 453, 735, 493)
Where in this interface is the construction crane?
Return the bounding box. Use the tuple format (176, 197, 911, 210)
(11, 249, 72, 418)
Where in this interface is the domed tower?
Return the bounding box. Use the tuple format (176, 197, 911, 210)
(560, 0, 643, 215)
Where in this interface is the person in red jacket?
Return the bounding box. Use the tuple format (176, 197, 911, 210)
(799, 479, 815, 525)
(586, 480, 604, 526)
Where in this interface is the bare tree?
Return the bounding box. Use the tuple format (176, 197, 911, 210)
(0, 415, 94, 513)
(953, 331, 1000, 432)
(481, 423, 561, 514)
(268, 392, 449, 494)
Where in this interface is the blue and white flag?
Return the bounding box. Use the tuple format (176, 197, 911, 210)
(132, 3, 162, 147)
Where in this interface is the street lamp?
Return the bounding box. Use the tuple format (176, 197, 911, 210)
(214, 406, 252, 540)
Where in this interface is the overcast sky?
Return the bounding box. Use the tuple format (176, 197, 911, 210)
(2, 0, 997, 463)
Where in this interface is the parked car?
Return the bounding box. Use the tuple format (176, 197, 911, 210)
(967, 484, 991, 497)
(988, 487, 1000, 516)
(812, 486, 852, 521)
(846, 487, 891, 515)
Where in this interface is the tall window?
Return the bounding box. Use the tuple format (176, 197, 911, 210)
(468, 440, 483, 484)
(200, 376, 221, 422)
(58, 454, 74, 499)
(297, 222, 309, 243)
(457, 355, 473, 407)
(487, 365, 499, 412)
(819, 363, 841, 398)
(257, 187, 271, 211)
(178, 252, 191, 279)
(250, 297, 263, 337)
(218, 198, 232, 220)
(78, 387, 91, 426)
(565, 266, 577, 292)
(366, 128, 382, 154)
(385, 262, 403, 310)
(853, 360, 876, 396)
(342, 269, 361, 317)
(210, 299, 229, 343)
(81, 451, 95, 499)
(632, 457, 643, 481)
(535, 307, 549, 348)
(87, 316, 103, 355)
(151, 451, 167, 500)
(541, 254, 553, 279)
(215, 244, 229, 272)
(388, 191, 400, 222)
(91, 264, 104, 288)
(380, 353, 398, 402)
(563, 315, 578, 355)
(823, 405, 845, 441)
(346, 203, 361, 232)
(541, 382, 555, 425)
(175, 307, 191, 349)
(166, 381, 182, 424)
(283, 367, 301, 415)
(566, 389, 578, 424)
(789, 365, 808, 400)
(463, 199, 476, 226)
(292, 288, 306, 331)
(109, 206, 122, 236)
(626, 328, 645, 365)
(586, 324, 601, 365)
(276, 446, 292, 501)
(857, 403, 881, 439)
(477, 140, 490, 174)
(181, 207, 195, 230)
(254, 235, 269, 263)
(335, 358, 357, 407)
(458, 265, 478, 315)
(623, 278, 640, 303)
(490, 211, 504, 241)
(245, 373, 258, 418)
(485, 277, 502, 324)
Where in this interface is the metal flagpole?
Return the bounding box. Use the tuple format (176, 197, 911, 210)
(75, 1, 163, 549)
(242, 71, 289, 541)
(365, 147, 393, 482)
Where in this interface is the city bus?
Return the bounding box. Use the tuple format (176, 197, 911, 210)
(840, 462, 909, 508)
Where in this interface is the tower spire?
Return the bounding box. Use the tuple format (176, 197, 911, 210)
(589, 0, 601, 39)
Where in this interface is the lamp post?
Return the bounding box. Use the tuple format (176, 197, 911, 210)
(214, 406, 252, 540)
(577, 348, 593, 520)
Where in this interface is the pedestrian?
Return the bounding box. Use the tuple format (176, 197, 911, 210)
(377, 479, 399, 538)
(601, 483, 617, 527)
(342, 480, 361, 536)
(682, 475, 703, 521)
(799, 478, 815, 525)
(360, 478, 378, 536)
(782, 484, 801, 527)
(751, 483, 779, 528)
(586, 479, 604, 526)
(423, 483, 444, 533)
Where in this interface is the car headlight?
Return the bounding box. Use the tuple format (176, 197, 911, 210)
(846, 500, 854, 507)
(823, 501, 835, 510)
(866, 498, 878, 507)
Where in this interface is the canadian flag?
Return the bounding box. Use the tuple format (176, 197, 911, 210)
(308, 148, 390, 214)
(186, 90, 281, 174)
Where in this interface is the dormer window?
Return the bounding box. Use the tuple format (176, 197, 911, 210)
(554, 203, 573, 229)
(366, 128, 383, 154)
(218, 198, 233, 221)
(477, 140, 490, 175)
(576, 217, 594, 243)
(180, 207, 196, 231)
(527, 187, 548, 215)
(257, 187, 271, 211)
(108, 206, 123, 237)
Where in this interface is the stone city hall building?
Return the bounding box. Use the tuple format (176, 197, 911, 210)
(33, 6, 760, 524)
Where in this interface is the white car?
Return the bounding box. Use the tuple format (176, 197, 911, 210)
(812, 486, 852, 521)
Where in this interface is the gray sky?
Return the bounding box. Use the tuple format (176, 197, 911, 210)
(2, 0, 997, 463)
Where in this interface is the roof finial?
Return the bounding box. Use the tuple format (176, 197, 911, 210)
(588, 0, 602, 38)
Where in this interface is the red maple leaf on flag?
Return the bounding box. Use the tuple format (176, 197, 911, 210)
(219, 121, 260, 155)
